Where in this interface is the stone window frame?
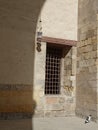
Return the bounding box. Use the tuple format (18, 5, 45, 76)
(37, 36, 77, 96)
(45, 43, 64, 95)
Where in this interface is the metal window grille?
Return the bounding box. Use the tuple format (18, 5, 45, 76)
(45, 45, 62, 95)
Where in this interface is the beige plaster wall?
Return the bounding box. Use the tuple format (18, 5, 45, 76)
(40, 0, 78, 40)
(34, 0, 78, 117)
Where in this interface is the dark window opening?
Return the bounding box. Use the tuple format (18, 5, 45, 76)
(45, 45, 62, 95)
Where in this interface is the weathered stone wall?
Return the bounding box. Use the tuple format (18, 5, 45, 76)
(33, 43, 76, 117)
(0, 0, 78, 118)
(33, 41, 46, 117)
(43, 46, 76, 117)
(33, 0, 78, 117)
(0, 0, 45, 119)
(64, 47, 72, 91)
(97, 13, 98, 121)
(77, 0, 98, 121)
(62, 46, 77, 116)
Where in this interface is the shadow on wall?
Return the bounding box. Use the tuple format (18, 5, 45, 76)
(0, 0, 46, 130)
(76, 73, 97, 122)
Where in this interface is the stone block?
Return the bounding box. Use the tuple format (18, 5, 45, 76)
(93, 43, 97, 51)
(44, 111, 52, 117)
(89, 66, 97, 73)
(44, 110, 66, 117)
(59, 97, 65, 104)
(79, 59, 96, 68)
(53, 111, 65, 117)
(34, 110, 44, 117)
(87, 37, 92, 45)
(51, 104, 64, 111)
(91, 36, 97, 44)
(81, 51, 96, 60)
(66, 97, 74, 103)
(88, 80, 97, 88)
(46, 97, 58, 104)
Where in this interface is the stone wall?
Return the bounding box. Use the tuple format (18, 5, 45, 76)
(33, 0, 77, 117)
(33, 43, 76, 117)
(0, 0, 78, 118)
(33, 41, 46, 117)
(43, 46, 76, 117)
(97, 13, 98, 120)
(76, 0, 98, 121)
(0, 0, 45, 119)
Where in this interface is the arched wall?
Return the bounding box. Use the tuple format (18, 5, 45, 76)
(0, 0, 78, 118)
(0, 0, 46, 118)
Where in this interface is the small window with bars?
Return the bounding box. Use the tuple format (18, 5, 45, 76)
(45, 45, 62, 95)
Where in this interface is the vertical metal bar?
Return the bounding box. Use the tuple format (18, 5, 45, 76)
(45, 46, 62, 95)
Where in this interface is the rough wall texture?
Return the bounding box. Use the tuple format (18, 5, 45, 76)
(0, 0, 46, 118)
(34, 0, 78, 117)
(77, 0, 98, 121)
(0, 0, 78, 118)
(33, 43, 76, 117)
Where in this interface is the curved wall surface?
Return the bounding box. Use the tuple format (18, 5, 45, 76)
(0, 0, 45, 117)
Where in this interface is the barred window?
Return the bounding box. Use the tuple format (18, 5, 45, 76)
(45, 45, 62, 95)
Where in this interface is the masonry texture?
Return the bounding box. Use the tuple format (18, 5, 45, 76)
(34, 43, 77, 117)
(0, 0, 78, 119)
(0, 0, 98, 121)
(76, 0, 98, 121)
(33, 0, 78, 117)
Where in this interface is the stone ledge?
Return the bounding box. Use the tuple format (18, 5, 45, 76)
(0, 84, 32, 91)
(0, 112, 33, 120)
